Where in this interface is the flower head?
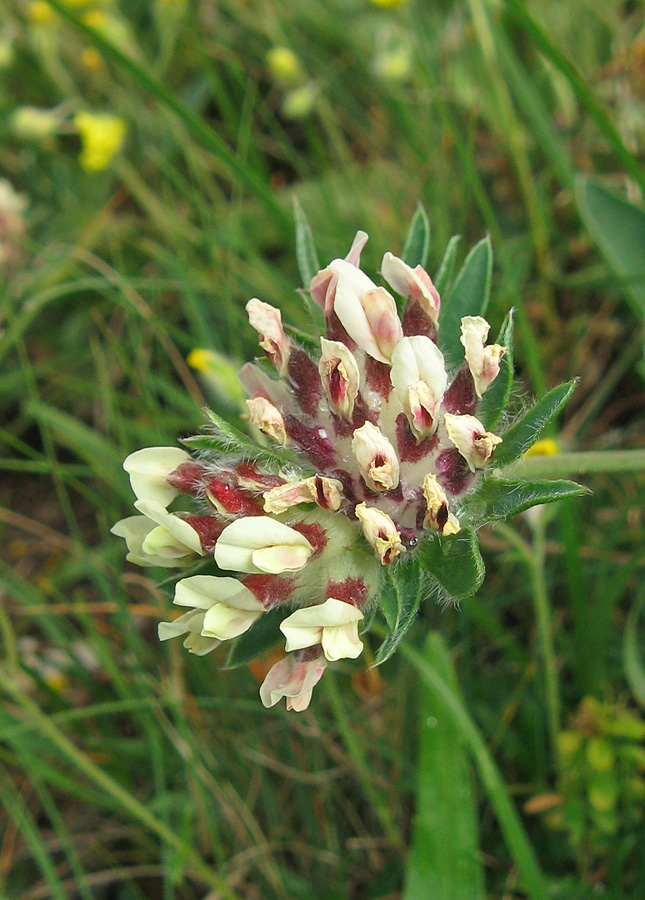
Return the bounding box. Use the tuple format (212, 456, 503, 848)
(114, 218, 579, 711)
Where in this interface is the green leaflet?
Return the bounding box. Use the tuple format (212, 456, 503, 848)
(419, 527, 485, 602)
(478, 308, 514, 429)
(403, 633, 484, 900)
(293, 198, 326, 334)
(464, 477, 589, 524)
(183, 408, 307, 472)
(226, 607, 290, 668)
(576, 177, 645, 320)
(434, 234, 461, 297)
(375, 559, 422, 666)
(402, 202, 431, 269)
(494, 379, 578, 468)
(438, 236, 493, 368)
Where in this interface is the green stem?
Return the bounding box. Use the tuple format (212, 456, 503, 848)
(505, 449, 645, 480)
(495, 522, 561, 772)
(396, 641, 549, 900)
(0, 670, 241, 900)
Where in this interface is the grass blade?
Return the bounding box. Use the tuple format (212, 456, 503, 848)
(403, 632, 485, 900)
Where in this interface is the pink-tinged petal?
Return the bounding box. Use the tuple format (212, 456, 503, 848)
(355, 502, 403, 565)
(329, 259, 402, 363)
(246, 298, 290, 376)
(259, 653, 327, 710)
(238, 362, 294, 409)
(246, 396, 288, 446)
(444, 413, 502, 472)
(351, 421, 400, 491)
(310, 230, 369, 315)
(319, 338, 360, 420)
(460, 316, 506, 399)
(214, 516, 313, 574)
(381, 252, 441, 323)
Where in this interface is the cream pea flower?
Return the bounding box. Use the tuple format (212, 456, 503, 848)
(174, 575, 265, 641)
(214, 516, 313, 574)
(123, 446, 191, 506)
(280, 598, 364, 661)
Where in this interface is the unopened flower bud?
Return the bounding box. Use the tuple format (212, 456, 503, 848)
(460, 316, 505, 399)
(352, 421, 400, 491)
(246, 396, 287, 446)
(355, 502, 403, 564)
(390, 336, 447, 439)
(311, 231, 368, 315)
(444, 413, 502, 472)
(381, 252, 440, 324)
(422, 474, 460, 535)
(319, 338, 360, 419)
(246, 298, 290, 376)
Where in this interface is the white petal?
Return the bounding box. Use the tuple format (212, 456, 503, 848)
(281, 598, 363, 653)
(158, 609, 205, 641)
(329, 259, 395, 363)
(214, 516, 313, 574)
(174, 575, 264, 611)
(201, 604, 263, 640)
(321, 622, 363, 661)
(123, 446, 190, 506)
(134, 499, 204, 555)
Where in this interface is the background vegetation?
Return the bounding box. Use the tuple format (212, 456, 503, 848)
(1, 0, 644, 898)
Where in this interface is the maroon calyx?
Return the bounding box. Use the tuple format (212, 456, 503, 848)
(284, 415, 336, 470)
(288, 347, 322, 417)
(206, 478, 263, 516)
(435, 449, 475, 496)
(365, 356, 393, 400)
(184, 515, 225, 551)
(235, 463, 284, 490)
(291, 522, 328, 556)
(402, 299, 437, 341)
(443, 366, 477, 416)
(326, 576, 369, 609)
(395, 413, 439, 463)
(168, 462, 209, 497)
(326, 311, 355, 348)
(243, 574, 294, 609)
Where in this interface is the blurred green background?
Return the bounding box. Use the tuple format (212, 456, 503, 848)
(1, 0, 644, 898)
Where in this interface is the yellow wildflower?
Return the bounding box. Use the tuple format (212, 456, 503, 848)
(75, 112, 126, 172)
(27, 1, 57, 24)
(524, 438, 560, 457)
(266, 47, 303, 86)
